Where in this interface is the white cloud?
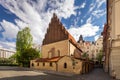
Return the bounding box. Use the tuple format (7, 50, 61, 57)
(86, 16, 92, 23)
(78, 11, 81, 15)
(68, 23, 100, 41)
(89, 3, 96, 13)
(73, 17, 80, 27)
(81, 19, 83, 23)
(0, 41, 16, 50)
(0, 20, 19, 40)
(0, 45, 2, 48)
(102, 24, 105, 28)
(94, 35, 99, 41)
(79, 2, 86, 9)
(92, 9, 106, 18)
(0, 26, 2, 31)
(96, 0, 106, 8)
(47, 0, 77, 19)
(15, 19, 28, 29)
(0, 0, 79, 49)
(89, 0, 106, 13)
(84, 0, 106, 19)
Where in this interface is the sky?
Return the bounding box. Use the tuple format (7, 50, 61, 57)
(0, 0, 106, 50)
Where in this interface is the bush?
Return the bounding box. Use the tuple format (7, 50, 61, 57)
(0, 58, 18, 66)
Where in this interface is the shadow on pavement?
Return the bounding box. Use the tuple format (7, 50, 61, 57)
(0, 66, 117, 80)
(0, 74, 75, 80)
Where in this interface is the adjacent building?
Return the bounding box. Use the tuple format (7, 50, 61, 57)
(103, 0, 120, 79)
(0, 48, 16, 58)
(77, 35, 103, 60)
(102, 23, 110, 72)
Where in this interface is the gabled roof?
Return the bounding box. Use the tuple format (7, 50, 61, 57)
(42, 13, 82, 52)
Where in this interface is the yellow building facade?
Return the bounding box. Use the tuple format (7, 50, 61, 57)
(30, 13, 93, 74)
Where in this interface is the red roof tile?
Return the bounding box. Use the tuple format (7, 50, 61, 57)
(35, 56, 63, 62)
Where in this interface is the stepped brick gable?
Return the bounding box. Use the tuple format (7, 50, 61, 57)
(43, 13, 76, 45)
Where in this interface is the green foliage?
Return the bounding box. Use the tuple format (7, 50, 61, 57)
(16, 27, 33, 64)
(39, 53, 42, 58)
(96, 49, 103, 63)
(0, 58, 18, 66)
(82, 52, 89, 59)
(16, 27, 40, 67)
(16, 27, 33, 53)
(20, 48, 40, 67)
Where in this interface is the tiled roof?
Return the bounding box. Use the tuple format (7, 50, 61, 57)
(68, 33, 76, 44)
(35, 56, 63, 62)
(47, 56, 63, 62)
(60, 20, 82, 52)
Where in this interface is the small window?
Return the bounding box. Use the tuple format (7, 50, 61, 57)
(87, 47, 89, 49)
(43, 62, 45, 66)
(96, 49, 98, 52)
(37, 63, 39, 66)
(32, 63, 34, 67)
(73, 67, 75, 69)
(50, 62, 53, 67)
(76, 62, 78, 64)
(64, 63, 67, 68)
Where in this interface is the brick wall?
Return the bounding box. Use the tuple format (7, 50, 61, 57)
(42, 40, 69, 58)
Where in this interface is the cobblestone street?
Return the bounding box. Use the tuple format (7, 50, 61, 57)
(0, 66, 116, 80)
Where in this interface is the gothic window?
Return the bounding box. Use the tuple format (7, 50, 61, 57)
(64, 63, 67, 68)
(58, 50, 60, 56)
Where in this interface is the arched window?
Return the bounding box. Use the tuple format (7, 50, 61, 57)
(57, 50, 60, 56)
(64, 63, 67, 68)
(43, 62, 45, 66)
(37, 63, 39, 66)
(32, 63, 34, 67)
(50, 62, 52, 67)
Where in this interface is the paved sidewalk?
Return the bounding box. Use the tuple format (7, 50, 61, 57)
(0, 66, 117, 80)
(18, 67, 117, 80)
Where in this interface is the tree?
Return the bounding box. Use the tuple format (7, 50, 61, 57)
(21, 48, 40, 67)
(16, 27, 33, 52)
(16, 27, 39, 66)
(96, 49, 103, 64)
(82, 52, 89, 59)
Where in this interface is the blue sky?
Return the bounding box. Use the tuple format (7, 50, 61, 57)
(0, 0, 106, 50)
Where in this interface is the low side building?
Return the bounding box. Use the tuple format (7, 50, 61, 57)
(31, 56, 83, 74)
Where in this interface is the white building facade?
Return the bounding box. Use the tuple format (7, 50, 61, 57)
(0, 48, 16, 58)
